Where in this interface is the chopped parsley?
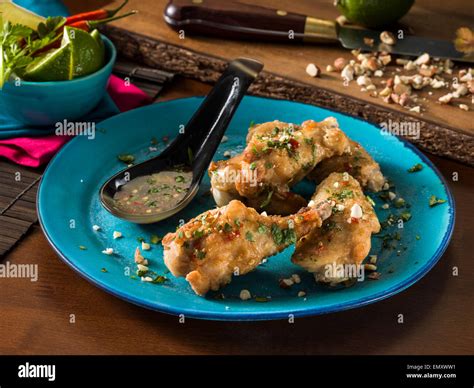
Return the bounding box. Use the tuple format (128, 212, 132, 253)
(257, 223, 268, 234)
(260, 190, 273, 208)
(195, 250, 206, 260)
(223, 222, 233, 233)
(333, 189, 353, 201)
(249, 162, 257, 170)
(117, 154, 135, 164)
(399, 211, 412, 222)
(429, 195, 446, 207)
(152, 275, 168, 284)
(271, 224, 296, 245)
(175, 175, 185, 183)
(150, 235, 161, 244)
(245, 231, 254, 242)
(407, 163, 423, 173)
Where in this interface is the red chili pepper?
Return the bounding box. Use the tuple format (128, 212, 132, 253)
(68, 10, 137, 32)
(289, 138, 299, 149)
(65, 0, 129, 25)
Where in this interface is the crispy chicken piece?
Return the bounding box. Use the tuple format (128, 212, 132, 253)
(162, 199, 332, 296)
(209, 118, 351, 213)
(308, 140, 385, 192)
(292, 172, 380, 285)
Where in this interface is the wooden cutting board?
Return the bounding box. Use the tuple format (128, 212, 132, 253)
(64, 0, 474, 165)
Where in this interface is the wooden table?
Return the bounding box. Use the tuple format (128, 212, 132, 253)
(1, 76, 473, 355)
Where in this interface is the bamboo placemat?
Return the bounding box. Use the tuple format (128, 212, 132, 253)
(0, 161, 41, 257)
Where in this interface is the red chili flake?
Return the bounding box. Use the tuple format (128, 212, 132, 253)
(350, 217, 360, 224)
(289, 139, 300, 149)
(224, 230, 241, 241)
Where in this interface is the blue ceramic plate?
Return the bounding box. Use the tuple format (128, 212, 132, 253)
(38, 96, 455, 321)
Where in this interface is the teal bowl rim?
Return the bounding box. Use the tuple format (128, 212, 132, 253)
(3, 34, 116, 88)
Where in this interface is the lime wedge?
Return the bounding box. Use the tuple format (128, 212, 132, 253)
(336, 0, 414, 28)
(22, 27, 105, 82)
(0, 0, 45, 29)
(63, 26, 105, 77)
(22, 43, 72, 81)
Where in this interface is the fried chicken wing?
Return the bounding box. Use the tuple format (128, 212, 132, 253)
(292, 172, 380, 285)
(308, 140, 385, 192)
(209, 118, 351, 213)
(162, 199, 332, 295)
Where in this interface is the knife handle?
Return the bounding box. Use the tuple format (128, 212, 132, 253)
(164, 0, 338, 43)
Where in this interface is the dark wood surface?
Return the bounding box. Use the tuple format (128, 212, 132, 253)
(67, 0, 474, 165)
(1, 77, 473, 355)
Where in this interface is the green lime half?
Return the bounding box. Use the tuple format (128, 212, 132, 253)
(336, 0, 415, 28)
(0, 1, 45, 29)
(22, 43, 72, 81)
(63, 26, 105, 78)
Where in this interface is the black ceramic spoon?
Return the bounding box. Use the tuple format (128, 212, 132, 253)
(100, 57, 263, 223)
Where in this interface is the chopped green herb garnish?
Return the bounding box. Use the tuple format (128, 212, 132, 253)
(260, 190, 273, 208)
(117, 154, 135, 164)
(195, 250, 206, 259)
(249, 120, 256, 128)
(150, 235, 161, 244)
(257, 223, 268, 234)
(193, 230, 205, 238)
(152, 275, 167, 284)
(333, 189, 353, 201)
(249, 162, 257, 170)
(366, 195, 376, 207)
(245, 231, 254, 242)
(101, 268, 108, 273)
(178, 231, 184, 239)
(408, 163, 423, 173)
(415, 235, 421, 240)
(175, 175, 185, 183)
(400, 211, 412, 222)
(264, 162, 273, 169)
(137, 269, 148, 277)
(223, 222, 233, 233)
(429, 195, 446, 207)
(234, 218, 241, 227)
(79, 245, 87, 250)
(255, 296, 269, 302)
(393, 198, 406, 208)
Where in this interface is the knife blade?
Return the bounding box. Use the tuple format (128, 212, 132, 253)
(164, 0, 474, 63)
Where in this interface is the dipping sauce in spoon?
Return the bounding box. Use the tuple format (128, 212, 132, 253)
(112, 167, 193, 215)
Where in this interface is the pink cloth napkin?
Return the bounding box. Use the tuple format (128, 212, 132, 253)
(0, 75, 152, 168)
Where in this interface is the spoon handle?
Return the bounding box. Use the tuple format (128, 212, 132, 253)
(163, 57, 263, 179)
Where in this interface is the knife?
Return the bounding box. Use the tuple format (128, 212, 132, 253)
(164, 0, 474, 63)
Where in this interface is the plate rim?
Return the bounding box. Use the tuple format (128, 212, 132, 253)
(37, 95, 456, 321)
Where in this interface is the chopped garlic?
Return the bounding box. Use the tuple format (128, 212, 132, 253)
(141, 241, 151, 251)
(239, 289, 251, 300)
(350, 204, 363, 219)
(113, 231, 122, 239)
(102, 248, 114, 255)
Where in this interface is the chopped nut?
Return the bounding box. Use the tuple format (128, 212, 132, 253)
(334, 57, 347, 71)
(369, 255, 378, 264)
(356, 75, 372, 86)
(141, 241, 151, 251)
(438, 93, 453, 104)
(113, 231, 122, 239)
(379, 54, 392, 66)
(380, 31, 396, 45)
(366, 84, 376, 91)
(460, 72, 473, 82)
(430, 79, 445, 89)
(92, 225, 101, 231)
(279, 278, 294, 289)
(291, 274, 301, 284)
(394, 83, 411, 95)
(341, 65, 354, 81)
(452, 84, 468, 98)
(239, 289, 251, 300)
(134, 247, 145, 264)
(374, 69, 383, 77)
(390, 93, 400, 104)
(361, 57, 379, 71)
(404, 60, 416, 71)
(414, 53, 430, 66)
(306, 63, 321, 77)
(102, 248, 114, 255)
(379, 86, 392, 97)
(396, 58, 410, 65)
(326, 64, 336, 72)
(364, 263, 377, 271)
(363, 37, 374, 47)
(398, 92, 409, 106)
(409, 106, 421, 113)
(297, 291, 306, 298)
(137, 263, 149, 272)
(336, 15, 348, 25)
(459, 104, 469, 111)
